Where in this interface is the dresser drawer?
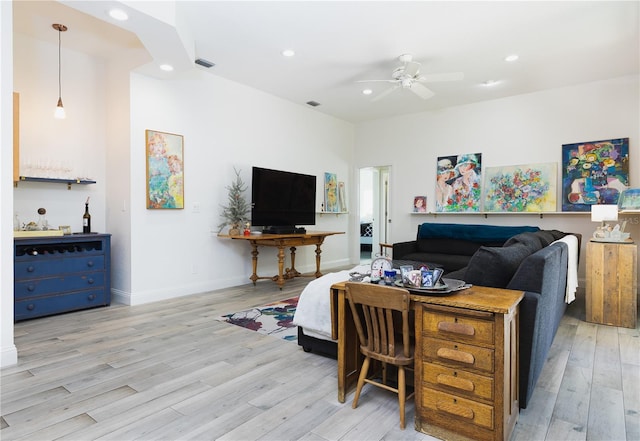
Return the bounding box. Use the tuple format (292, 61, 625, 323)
(422, 386, 495, 430)
(422, 307, 494, 345)
(15, 289, 109, 320)
(423, 361, 494, 401)
(15, 272, 105, 299)
(15, 255, 105, 280)
(423, 336, 494, 373)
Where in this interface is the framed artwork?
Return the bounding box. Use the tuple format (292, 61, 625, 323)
(338, 181, 347, 212)
(484, 162, 557, 212)
(435, 153, 482, 212)
(146, 130, 184, 209)
(413, 196, 427, 212)
(561, 138, 629, 211)
(324, 172, 339, 212)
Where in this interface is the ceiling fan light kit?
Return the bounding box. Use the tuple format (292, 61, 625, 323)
(357, 53, 463, 102)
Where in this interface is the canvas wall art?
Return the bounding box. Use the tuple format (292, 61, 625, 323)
(484, 162, 557, 212)
(561, 138, 629, 212)
(324, 172, 339, 212)
(413, 196, 427, 212)
(435, 153, 482, 212)
(146, 130, 184, 209)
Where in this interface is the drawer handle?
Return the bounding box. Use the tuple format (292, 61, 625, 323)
(88, 294, 96, 300)
(27, 266, 35, 272)
(437, 347, 475, 364)
(87, 278, 95, 285)
(436, 399, 475, 420)
(438, 321, 475, 336)
(436, 373, 475, 392)
(27, 284, 36, 292)
(87, 261, 95, 267)
(27, 304, 35, 311)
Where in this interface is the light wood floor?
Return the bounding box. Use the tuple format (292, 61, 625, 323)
(2, 274, 638, 441)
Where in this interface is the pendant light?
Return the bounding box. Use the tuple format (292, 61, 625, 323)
(52, 23, 67, 119)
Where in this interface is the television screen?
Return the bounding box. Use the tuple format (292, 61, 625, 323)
(251, 167, 316, 231)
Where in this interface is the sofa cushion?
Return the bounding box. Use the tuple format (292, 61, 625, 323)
(416, 238, 489, 255)
(417, 222, 539, 242)
(463, 243, 534, 288)
(503, 232, 546, 252)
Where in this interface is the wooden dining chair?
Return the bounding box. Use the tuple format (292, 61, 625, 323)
(345, 282, 415, 429)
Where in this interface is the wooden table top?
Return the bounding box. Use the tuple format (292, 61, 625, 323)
(219, 231, 344, 240)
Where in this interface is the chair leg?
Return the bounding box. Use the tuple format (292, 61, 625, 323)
(398, 366, 406, 429)
(352, 357, 370, 409)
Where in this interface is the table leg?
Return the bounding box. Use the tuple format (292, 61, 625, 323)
(285, 246, 302, 279)
(275, 245, 286, 289)
(336, 286, 361, 403)
(250, 243, 259, 285)
(314, 242, 324, 278)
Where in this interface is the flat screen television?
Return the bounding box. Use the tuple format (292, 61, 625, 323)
(251, 166, 316, 234)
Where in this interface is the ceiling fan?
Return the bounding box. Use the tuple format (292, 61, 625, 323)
(357, 54, 464, 102)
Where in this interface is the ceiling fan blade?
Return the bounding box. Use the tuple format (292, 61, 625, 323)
(403, 61, 421, 77)
(371, 85, 400, 102)
(419, 72, 464, 82)
(410, 82, 435, 100)
(356, 79, 400, 84)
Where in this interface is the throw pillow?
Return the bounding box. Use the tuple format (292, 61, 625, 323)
(464, 243, 533, 288)
(503, 232, 544, 253)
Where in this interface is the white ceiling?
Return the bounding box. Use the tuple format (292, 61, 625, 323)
(12, 1, 640, 123)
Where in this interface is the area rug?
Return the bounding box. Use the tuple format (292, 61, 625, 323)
(217, 297, 299, 342)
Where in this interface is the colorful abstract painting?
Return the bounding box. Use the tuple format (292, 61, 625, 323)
(435, 153, 482, 212)
(562, 138, 629, 212)
(146, 130, 184, 209)
(484, 163, 557, 212)
(324, 172, 339, 212)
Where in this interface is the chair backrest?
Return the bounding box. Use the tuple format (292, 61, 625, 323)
(345, 282, 412, 358)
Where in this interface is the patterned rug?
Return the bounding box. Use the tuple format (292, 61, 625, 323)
(217, 297, 299, 342)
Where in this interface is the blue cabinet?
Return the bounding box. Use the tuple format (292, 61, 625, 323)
(14, 234, 111, 321)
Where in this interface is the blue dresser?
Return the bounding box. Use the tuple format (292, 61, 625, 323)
(14, 233, 111, 321)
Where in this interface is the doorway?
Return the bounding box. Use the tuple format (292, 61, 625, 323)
(359, 166, 391, 263)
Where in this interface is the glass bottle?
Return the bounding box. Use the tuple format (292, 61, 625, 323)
(83, 203, 91, 233)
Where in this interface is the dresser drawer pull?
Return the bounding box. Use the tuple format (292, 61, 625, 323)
(27, 304, 35, 311)
(87, 278, 95, 285)
(437, 347, 475, 364)
(438, 321, 475, 336)
(87, 261, 95, 267)
(437, 373, 475, 392)
(88, 294, 96, 300)
(27, 266, 35, 272)
(27, 284, 36, 292)
(436, 399, 475, 420)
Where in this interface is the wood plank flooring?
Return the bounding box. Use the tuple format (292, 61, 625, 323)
(2, 274, 638, 441)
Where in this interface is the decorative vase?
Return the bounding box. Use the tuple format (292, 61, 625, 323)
(228, 224, 241, 236)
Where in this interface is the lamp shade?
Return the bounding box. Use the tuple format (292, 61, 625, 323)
(591, 204, 618, 222)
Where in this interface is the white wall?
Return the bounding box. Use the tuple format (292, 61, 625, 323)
(123, 70, 354, 305)
(354, 75, 640, 286)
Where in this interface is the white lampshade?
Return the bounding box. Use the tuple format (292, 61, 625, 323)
(591, 204, 618, 223)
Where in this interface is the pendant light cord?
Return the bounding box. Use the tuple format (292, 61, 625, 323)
(58, 27, 62, 99)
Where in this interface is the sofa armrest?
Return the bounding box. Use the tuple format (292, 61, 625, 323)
(393, 240, 418, 259)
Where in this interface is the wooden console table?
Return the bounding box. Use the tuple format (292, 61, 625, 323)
(221, 231, 343, 288)
(331, 282, 522, 440)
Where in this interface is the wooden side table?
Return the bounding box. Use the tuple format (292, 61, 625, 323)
(586, 241, 638, 328)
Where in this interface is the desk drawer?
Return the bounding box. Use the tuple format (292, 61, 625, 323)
(422, 307, 494, 345)
(15, 272, 105, 299)
(423, 361, 493, 401)
(15, 289, 108, 320)
(422, 387, 495, 430)
(15, 255, 105, 279)
(423, 337, 494, 373)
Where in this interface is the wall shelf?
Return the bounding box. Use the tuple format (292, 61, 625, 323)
(317, 211, 348, 216)
(411, 211, 591, 219)
(15, 176, 97, 190)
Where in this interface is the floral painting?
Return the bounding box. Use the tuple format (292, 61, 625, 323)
(484, 163, 557, 212)
(435, 153, 482, 212)
(324, 172, 339, 212)
(561, 138, 629, 212)
(146, 130, 184, 209)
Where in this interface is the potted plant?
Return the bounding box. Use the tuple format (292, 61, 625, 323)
(218, 167, 250, 235)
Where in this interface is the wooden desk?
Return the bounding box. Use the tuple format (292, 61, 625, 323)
(331, 282, 523, 440)
(222, 231, 343, 288)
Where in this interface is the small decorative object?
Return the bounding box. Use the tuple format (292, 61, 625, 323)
(562, 138, 629, 212)
(14, 212, 20, 231)
(146, 130, 184, 209)
(218, 167, 250, 235)
(243, 222, 251, 236)
(59, 225, 71, 235)
(370, 256, 392, 283)
(413, 196, 427, 212)
(591, 204, 631, 242)
(37, 207, 48, 231)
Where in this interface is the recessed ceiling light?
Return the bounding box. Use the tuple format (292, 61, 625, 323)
(505, 54, 519, 62)
(362, 89, 373, 96)
(281, 49, 295, 57)
(108, 9, 129, 21)
(482, 80, 500, 87)
(159, 64, 174, 72)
